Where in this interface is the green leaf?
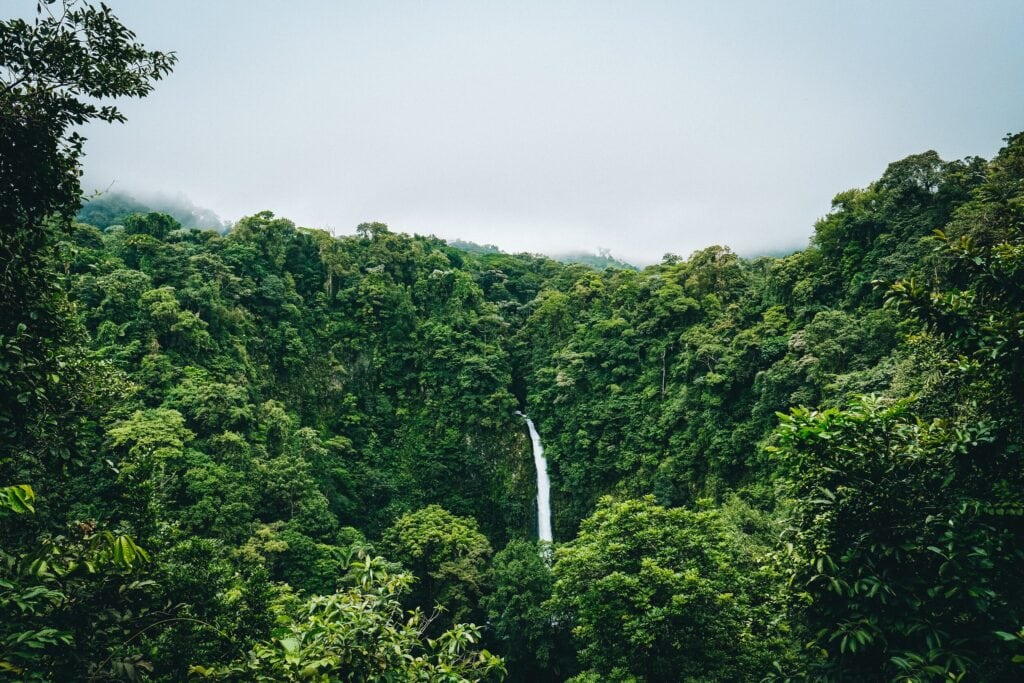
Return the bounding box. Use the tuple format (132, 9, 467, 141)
(0, 485, 35, 514)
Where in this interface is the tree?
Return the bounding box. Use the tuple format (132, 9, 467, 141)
(1, 484, 155, 680)
(771, 396, 1023, 680)
(0, 6, 173, 677)
(1, 0, 176, 460)
(191, 552, 505, 682)
(1, 0, 176, 221)
(484, 540, 572, 681)
(550, 496, 793, 681)
(1, 0, 176, 501)
(380, 505, 493, 628)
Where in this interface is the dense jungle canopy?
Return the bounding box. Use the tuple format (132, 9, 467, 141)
(2, 2, 1023, 681)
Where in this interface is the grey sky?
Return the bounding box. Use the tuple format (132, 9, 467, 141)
(60, 0, 1024, 264)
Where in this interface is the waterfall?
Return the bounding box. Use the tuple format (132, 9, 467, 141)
(516, 411, 552, 543)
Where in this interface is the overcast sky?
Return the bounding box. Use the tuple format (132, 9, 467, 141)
(54, 0, 1024, 264)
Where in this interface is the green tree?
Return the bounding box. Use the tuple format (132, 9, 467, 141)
(771, 396, 1023, 680)
(0, 485, 154, 681)
(1, 0, 175, 472)
(192, 553, 504, 682)
(484, 540, 572, 681)
(380, 505, 493, 628)
(551, 496, 793, 682)
(1, 6, 173, 678)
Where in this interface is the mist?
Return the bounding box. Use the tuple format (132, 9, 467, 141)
(69, 0, 1024, 265)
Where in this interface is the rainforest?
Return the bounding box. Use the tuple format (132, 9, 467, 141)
(3, 3, 1024, 682)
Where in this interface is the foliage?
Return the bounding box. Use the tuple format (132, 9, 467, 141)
(191, 552, 504, 682)
(771, 397, 1022, 680)
(4, 2, 1024, 679)
(0, 2, 174, 679)
(1, 484, 153, 680)
(381, 505, 493, 629)
(0, 0, 176, 471)
(769, 135, 1024, 680)
(550, 495, 795, 681)
(0, 0, 176, 226)
(484, 540, 572, 681)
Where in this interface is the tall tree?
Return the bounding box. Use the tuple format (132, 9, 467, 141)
(0, 2, 175, 678)
(0, 0, 176, 485)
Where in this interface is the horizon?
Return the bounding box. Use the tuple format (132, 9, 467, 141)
(36, 0, 1023, 263)
(80, 188, 809, 266)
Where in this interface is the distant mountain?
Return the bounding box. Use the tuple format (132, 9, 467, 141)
(739, 244, 804, 259)
(447, 239, 637, 271)
(77, 191, 229, 231)
(446, 239, 503, 254)
(552, 249, 638, 271)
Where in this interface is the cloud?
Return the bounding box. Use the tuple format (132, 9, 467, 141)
(75, 0, 1024, 263)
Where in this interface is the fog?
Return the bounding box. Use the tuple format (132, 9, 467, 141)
(61, 0, 1024, 264)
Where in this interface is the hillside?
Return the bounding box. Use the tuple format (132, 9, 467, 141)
(3, 4, 1024, 680)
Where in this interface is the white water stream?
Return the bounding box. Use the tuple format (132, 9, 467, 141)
(517, 411, 552, 543)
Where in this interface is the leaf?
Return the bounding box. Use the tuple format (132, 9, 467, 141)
(0, 485, 36, 514)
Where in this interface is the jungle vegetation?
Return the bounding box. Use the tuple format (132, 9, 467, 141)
(2, 2, 1023, 681)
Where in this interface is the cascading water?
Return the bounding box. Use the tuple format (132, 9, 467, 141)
(516, 411, 552, 543)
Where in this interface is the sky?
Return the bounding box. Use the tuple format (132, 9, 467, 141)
(42, 0, 1024, 264)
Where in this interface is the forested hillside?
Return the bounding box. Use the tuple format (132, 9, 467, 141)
(3, 3, 1024, 681)
(77, 192, 228, 232)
